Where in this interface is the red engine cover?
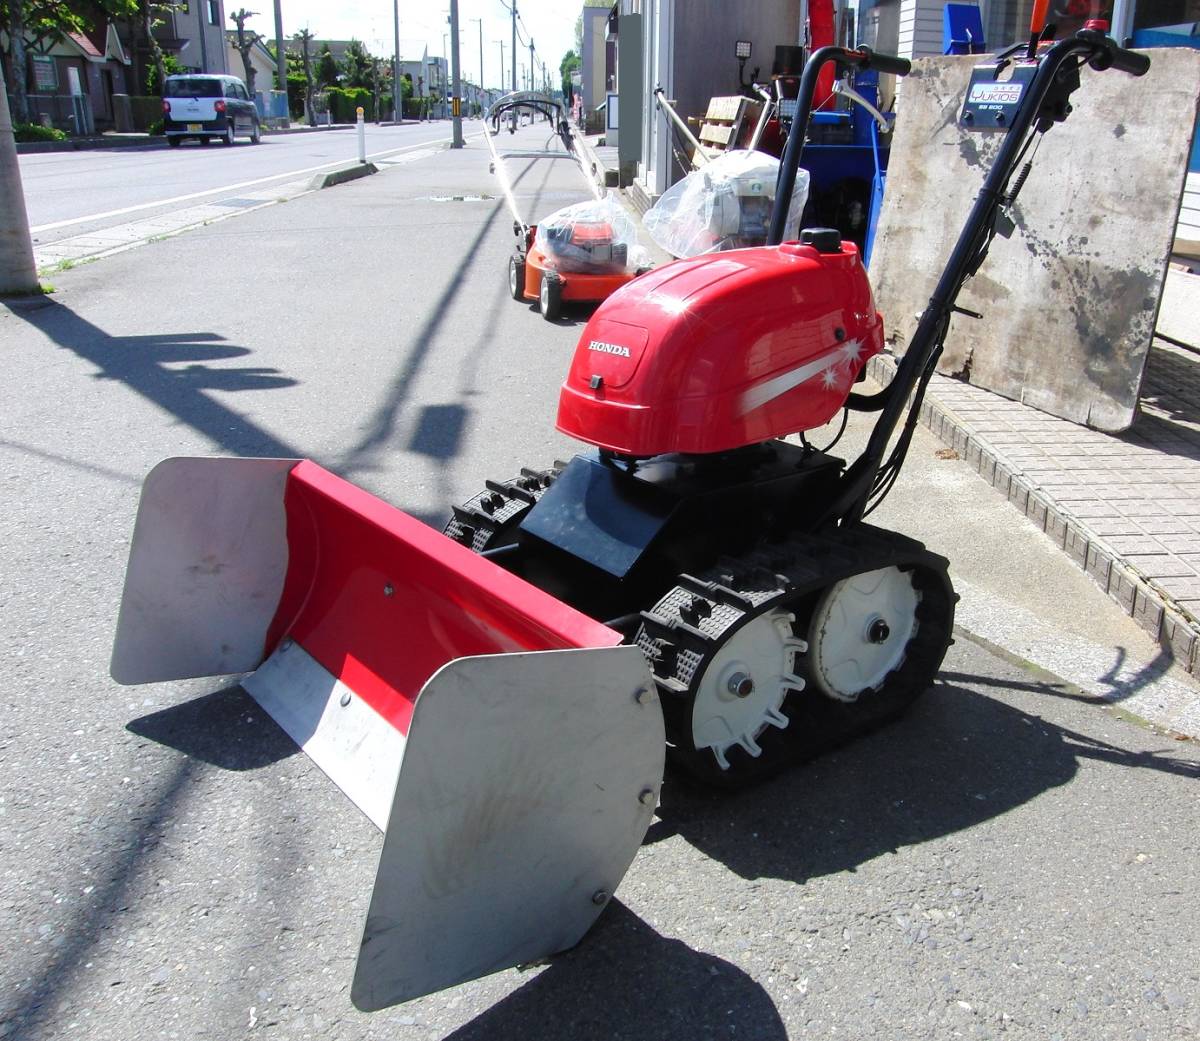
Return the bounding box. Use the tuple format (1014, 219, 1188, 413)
(556, 241, 884, 456)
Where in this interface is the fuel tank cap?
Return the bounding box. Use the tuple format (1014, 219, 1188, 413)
(799, 227, 843, 253)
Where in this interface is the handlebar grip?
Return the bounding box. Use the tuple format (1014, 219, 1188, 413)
(1099, 45, 1151, 76)
(1078, 29, 1151, 75)
(859, 47, 912, 76)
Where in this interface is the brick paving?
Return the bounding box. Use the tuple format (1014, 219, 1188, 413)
(869, 269, 1200, 675)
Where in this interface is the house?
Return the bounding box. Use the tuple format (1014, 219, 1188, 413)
(579, 0, 614, 126)
(3, 23, 133, 132)
(158, 0, 230, 75)
(224, 31, 278, 98)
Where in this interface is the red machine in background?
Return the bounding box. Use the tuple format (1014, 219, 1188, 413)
(487, 90, 648, 321)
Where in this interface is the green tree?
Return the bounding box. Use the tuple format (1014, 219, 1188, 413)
(559, 48, 580, 102)
(339, 37, 371, 89)
(293, 27, 315, 125)
(315, 42, 337, 88)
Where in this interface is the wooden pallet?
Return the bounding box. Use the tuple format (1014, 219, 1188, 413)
(695, 95, 763, 153)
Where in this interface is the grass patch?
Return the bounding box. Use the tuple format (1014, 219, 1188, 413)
(0, 282, 55, 299)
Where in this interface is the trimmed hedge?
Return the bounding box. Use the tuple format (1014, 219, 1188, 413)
(14, 123, 67, 142)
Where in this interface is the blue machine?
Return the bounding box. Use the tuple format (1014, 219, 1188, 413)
(944, 4, 987, 55)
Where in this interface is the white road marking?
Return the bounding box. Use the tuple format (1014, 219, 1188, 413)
(30, 133, 473, 233)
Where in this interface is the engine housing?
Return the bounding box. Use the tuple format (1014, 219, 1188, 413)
(557, 240, 884, 456)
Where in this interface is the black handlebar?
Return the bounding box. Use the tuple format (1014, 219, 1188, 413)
(767, 46, 908, 244)
(857, 47, 912, 77)
(1077, 29, 1151, 76)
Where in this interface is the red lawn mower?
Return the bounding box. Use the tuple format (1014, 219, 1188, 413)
(486, 90, 648, 320)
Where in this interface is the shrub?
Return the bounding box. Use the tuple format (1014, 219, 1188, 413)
(13, 123, 67, 142)
(147, 118, 164, 136)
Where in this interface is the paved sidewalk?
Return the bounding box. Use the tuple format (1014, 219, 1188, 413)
(582, 138, 1200, 674)
(863, 265, 1200, 674)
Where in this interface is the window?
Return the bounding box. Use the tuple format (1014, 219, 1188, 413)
(1133, 0, 1200, 30)
(208, 0, 220, 26)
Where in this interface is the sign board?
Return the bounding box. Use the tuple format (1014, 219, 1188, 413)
(31, 55, 58, 92)
(605, 91, 619, 130)
(870, 51, 1200, 432)
(451, 96, 461, 117)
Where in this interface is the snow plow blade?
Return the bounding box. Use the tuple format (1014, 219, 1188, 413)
(111, 457, 664, 1008)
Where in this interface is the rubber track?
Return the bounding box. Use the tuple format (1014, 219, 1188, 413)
(636, 523, 957, 787)
(443, 463, 566, 553)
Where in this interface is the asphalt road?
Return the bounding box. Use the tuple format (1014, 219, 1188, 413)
(1, 125, 1197, 1041)
(17, 121, 470, 245)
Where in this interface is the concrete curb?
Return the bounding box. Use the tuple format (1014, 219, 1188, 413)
(308, 162, 378, 190)
(573, 132, 616, 192)
(17, 135, 167, 154)
(868, 353, 1200, 678)
(14, 120, 433, 153)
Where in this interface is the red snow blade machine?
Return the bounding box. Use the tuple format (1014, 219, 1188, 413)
(112, 32, 1148, 1012)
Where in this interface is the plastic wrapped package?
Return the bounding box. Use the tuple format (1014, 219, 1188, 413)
(643, 150, 810, 259)
(533, 194, 651, 274)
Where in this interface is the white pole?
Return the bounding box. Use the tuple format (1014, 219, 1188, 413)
(357, 106, 366, 163)
(0, 63, 39, 295)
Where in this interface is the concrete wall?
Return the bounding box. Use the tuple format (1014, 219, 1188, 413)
(169, 2, 229, 74)
(870, 50, 1200, 432)
(669, 0, 800, 144)
(580, 5, 610, 112)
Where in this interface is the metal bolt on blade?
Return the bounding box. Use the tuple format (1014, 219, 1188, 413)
(383, 583, 395, 597)
(634, 686, 653, 705)
(592, 889, 608, 905)
(340, 692, 352, 707)
(639, 788, 655, 806)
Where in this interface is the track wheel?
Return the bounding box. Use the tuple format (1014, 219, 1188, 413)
(638, 527, 955, 789)
(443, 464, 565, 553)
(508, 254, 526, 301)
(807, 567, 919, 702)
(539, 272, 563, 321)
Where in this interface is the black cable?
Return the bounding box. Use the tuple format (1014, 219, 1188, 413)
(800, 408, 849, 455)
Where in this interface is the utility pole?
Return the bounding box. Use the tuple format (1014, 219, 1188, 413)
(511, 0, 517, 93)
(273, 0, 287, 123)
(196, 0, 210, 72)
(529, 38, 534, 92)
(449, 0, 463, 147)
(0, 63, 38, 295)
(497, 40, 505, 92)
(393, 0, 402, 122)
(471, 17, 483, 97)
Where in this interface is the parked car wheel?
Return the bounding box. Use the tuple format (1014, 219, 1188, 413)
(224, 122, 236, 146)
(167, 136, 182, 148)
(250, 119, 261, 144)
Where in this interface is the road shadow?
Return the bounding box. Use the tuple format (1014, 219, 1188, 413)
(125, 684, 298, 770)
(9, 300, 301, 458)
(649, 678, 1198, 884)
(445, 902, 785, 1041)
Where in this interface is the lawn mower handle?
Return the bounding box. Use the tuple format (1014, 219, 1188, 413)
(767, 47, 911, 245)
